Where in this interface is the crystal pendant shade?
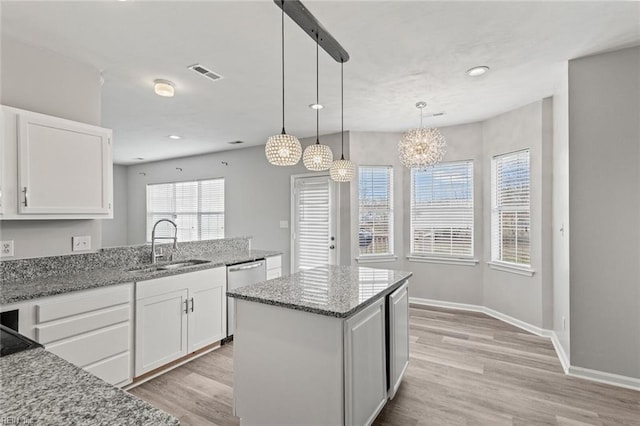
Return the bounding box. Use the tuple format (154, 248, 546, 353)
(329, 158, 356, 182)
(303, 143, 333, 171)
(398, 127, 447, 169)
(265, 133, 302, 166)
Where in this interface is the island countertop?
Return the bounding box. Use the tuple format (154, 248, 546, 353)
(227, 265, 412, 318)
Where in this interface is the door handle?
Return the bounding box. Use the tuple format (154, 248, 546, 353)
(228, 261, 264, 272)
(184, 299, 189, 314)
(329, 245, 335, 250)
(190, 297, 194, 312)
(22, 187, 28, 207)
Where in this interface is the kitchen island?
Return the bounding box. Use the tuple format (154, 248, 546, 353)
(228, 265, 412, 426)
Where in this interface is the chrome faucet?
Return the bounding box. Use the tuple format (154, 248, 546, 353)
(151, 219, 178, 264)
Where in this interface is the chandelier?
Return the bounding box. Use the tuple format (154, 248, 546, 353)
(329, 61, 355, 182)
(265, 2, 302, 166)
(303, 33, 333, 171)
(398, 102, 446, 169)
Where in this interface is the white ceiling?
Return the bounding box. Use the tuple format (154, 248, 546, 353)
(2, 1, 639, 165)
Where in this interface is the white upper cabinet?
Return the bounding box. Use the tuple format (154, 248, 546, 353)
(1, 105, 113, 219)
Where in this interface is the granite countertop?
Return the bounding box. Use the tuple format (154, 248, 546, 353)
(228, 265, 412, 318)
(0, 347, 179, 425)
(1, 249, 281, 305)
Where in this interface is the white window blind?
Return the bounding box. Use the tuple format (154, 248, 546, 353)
(295, 176, 332, 271)
(358, 166, 393, 256)
(411, 161, 474, 257)
(491, 150, 530, 265)
(146, 178, 224, 242)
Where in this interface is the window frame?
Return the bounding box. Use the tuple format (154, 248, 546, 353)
(146, 177, 225, 243)
(490, 149, 533, 274)
(357, 165, 395, 261)
(409, 160, 475, 262)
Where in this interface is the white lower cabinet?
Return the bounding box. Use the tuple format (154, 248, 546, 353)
(266, 255, 282, 279)
(344, 297, 388, 426)
(135, 267, 226, 377)
(32, 283, 134, 387)
(388, 281, 409, 399)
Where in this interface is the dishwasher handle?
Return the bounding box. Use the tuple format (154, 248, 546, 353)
(228, 261, 264, 272)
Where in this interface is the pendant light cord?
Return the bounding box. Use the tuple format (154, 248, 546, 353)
(341, 60, 345, 160)
(281, 2, 286, 134)
(316, 33, 320, 145)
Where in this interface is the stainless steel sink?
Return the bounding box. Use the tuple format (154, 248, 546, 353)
(126, 259, 211, 274)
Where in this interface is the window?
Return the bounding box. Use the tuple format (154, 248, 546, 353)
(491, 150, 530, 266)
(146, 178, 224, 242)
(410, 161, 474, 257)
(358, 166, 393, 256)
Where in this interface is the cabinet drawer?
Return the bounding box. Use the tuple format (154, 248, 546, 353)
(266, 268, 281, 280)
(46, 322, 130, 368)
(266, 256, 281, 270)
(35, 305, 130, 345)
(36, 284, 131, 323)
(85, 351, 131, 386)
(136, 267, 225, 299)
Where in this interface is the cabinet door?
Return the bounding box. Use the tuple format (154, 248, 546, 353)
(344, 297, 387, 426)
(135, 289, 189, 376)
(17, 111, 112, 215)
(388, 281, 409, 399)
(188, 276, 226, 353)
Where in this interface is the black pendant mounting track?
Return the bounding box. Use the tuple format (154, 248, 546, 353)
(274, 0, 350, 63)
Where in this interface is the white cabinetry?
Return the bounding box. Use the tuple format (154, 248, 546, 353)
(33, 283, 134, 387)
(0, 105, 113, 219)
(344, 297, 388, 426)
(387, 281, 409, 399)
(266, 255, 282, 279)
(135, 267, 226, 376)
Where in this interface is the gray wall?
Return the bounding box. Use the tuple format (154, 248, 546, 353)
(552, 63, 571, 360)
(0, 37, 103, 259)
(101, 165, 129, 247)
(124, 133, 351, 274)
(568, 47, 639, 378)
(481, 100, 553, 329)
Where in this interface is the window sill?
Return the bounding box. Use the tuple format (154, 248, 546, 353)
(407, 256, 479, 266)
(355, 255, 398, 264)
(487, 261, 535, 277)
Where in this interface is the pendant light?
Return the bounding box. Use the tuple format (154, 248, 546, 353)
(303, 33, 333, 171)
(330, 61, 355, 182)
(266, 2, 302, 166)
(398, 102, 447, 169)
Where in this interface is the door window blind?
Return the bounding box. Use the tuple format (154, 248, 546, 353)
(491, 150, 530, 265)
(411, 161, 474, 257)
(146, 178, 224, 242)
(358, 166, 393, 256)
(295, 177, 332, 271)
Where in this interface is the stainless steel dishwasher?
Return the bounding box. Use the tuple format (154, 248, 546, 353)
(226, 259, 266, 337)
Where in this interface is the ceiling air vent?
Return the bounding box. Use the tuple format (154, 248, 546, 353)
(228, 140, 244, 145)
(187, 64, 223, 82)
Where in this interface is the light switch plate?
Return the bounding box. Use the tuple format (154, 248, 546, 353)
(279, 220, 289, 229)
(72, 235, 91, 251)
(0, 240, 14, 257)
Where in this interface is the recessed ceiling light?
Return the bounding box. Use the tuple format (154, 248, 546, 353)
(309, 103, 323, 110)
(168, 135, 182, 140)
(466, 66, 490, 77)
(154, 79, 175, 97)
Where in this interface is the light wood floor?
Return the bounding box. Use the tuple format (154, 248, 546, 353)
(129, 305, 639, 425)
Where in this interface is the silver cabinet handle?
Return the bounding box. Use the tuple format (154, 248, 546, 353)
(184, 299, 189, 314)
(190, 297, 194, 313)
(228, 261, 264, 272)
(22, 187, 28, 207)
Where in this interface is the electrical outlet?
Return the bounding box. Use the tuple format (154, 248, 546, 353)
(72, 235, 91, 252)
(0, 240, 14, 257)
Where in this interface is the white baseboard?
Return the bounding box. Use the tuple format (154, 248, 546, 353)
(550, 331, 570, 374)
(410, 297, 639, 391)
(568, 365, 640, 391)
